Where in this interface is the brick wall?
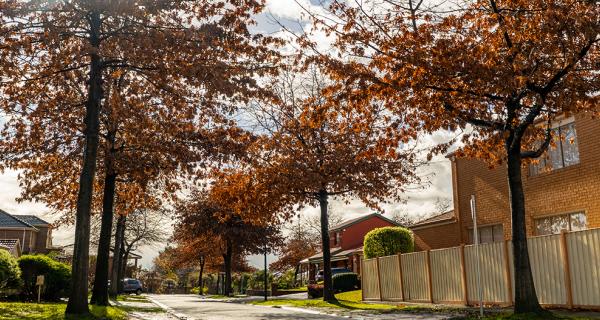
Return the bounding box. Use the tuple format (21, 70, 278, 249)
(413, 221, 461, 251)
(331, 215, 398, 250)
(454, 114, 600, 242)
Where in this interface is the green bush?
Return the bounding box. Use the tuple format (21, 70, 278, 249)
(332, 272, 359, 293)
(190, 286, 208, 294)
(0, 249, 21, 290)
(276, 269, 297, 289)
(363, 226, 414, 259)
(18, 255, 71, 301)
(246, 270, 273, 290)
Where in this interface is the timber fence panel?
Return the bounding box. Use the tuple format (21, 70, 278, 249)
(567, 228, 600, 307)
(527, 234, 566, 306)
(361, 258, 380, 300)
(430, 247, 464, 303)
(465, 242, 507, 304)
(401, 251, 429, 301)
(378, 255, 403, 301)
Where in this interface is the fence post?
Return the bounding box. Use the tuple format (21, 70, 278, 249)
(376, 257, 383, 301)
(426, 250, 434, 303)
(560, 230, 574, 309)
(503, 240, 513, 305)
(361, 258, 365, 301)
(397, 254, 405, 301)
(460, 244, 468, 306)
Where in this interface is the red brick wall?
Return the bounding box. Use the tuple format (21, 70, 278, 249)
(454, 114, 600, 241)
(330, 215, 398, 250)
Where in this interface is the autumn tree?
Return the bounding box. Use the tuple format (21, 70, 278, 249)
(247, 66, 419, 301)
(308, 0, 600, 313)
(0, 0, 278, 314)
(174, 185, 283, 297)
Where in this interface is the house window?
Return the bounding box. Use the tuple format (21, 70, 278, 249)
(529, 119, 580, 176)
(470, 224, 504, 244)
(535, 212, 587, 236)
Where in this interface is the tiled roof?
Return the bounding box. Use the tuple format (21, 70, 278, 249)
(411, 210, 455, 228)
(0, 239, 20, 251)
(330, 213, 401, 231)
(13, 215, 50, 226)
(0, 209, 37, 229)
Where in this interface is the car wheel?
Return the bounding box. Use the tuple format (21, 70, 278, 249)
(136, 289, 142, 295)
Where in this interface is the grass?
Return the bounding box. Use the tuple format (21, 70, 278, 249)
(472, 312, 597, 320)
(0, 302, 127, 320)
(282, 286, 308, 292)
(252, 290, 397, 311)
(115, 295, 150, 303)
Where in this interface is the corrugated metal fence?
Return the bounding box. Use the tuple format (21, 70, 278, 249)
(361, 228, 600, 309)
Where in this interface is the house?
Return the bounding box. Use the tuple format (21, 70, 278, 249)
(0, 208, 55, 255)
(0, 239, 22, 257)
(412, 114, 600, 250)
(300, 212, 401, 281)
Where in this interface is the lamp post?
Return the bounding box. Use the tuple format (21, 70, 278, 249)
(471, 194, 484, 317)
(263, 244, 268, 301)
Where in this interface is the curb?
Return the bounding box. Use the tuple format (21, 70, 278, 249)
(146, 296, 191, 320)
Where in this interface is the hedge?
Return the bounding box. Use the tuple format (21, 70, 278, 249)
(18, 255, 71, 301)
(363, 226, 414, 259)
(0, 249, 21, 290)
(332, 272, 359, 293)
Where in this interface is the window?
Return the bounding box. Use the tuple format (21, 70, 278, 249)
(535, 212, 587, 236)
(470, 224, 504, 244)
(530, 119, 580, 176)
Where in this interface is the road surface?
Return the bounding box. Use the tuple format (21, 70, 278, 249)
(147, 294, 451, 320)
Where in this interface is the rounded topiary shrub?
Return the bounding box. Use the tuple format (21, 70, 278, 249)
(332, 272, 359, 293)
(363, 226, 414, 259)
(18, 254, 71, 301)
(0, 249, 21, 291)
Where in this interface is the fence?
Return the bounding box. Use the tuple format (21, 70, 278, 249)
(361, 228, 600, 309)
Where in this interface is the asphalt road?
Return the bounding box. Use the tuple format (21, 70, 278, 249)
(147, 294, 452, 320)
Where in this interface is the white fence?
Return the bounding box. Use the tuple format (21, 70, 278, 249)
(361, 228, 600, 308)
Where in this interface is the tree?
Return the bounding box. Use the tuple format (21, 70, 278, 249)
(308, 0, 600, 313)
(247, 66, 419, 301)
(363, 227, 414, 259)
(0, 0, 279, 314)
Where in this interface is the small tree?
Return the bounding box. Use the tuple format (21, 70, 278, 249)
(0, 249, 21, 291)
(363, 227, 414, 259)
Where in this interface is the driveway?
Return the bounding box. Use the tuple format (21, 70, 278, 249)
(147, 294, 453, 320)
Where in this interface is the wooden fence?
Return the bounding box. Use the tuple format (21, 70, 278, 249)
(361, 228, 600, 309)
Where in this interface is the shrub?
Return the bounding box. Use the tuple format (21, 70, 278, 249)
(0, 249, 21, 290)
(246, 270, 274, 290)
(18, 254, 71, 301)
(190, 286, 208, 295)
(276, 269, 297, 289)
(363, 226, 414, 259)
(307, 283, 323, 298)
(332, 272, 359, 293)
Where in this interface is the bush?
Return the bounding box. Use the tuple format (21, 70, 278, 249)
(190, 286, 208, 295)
(332, 272, 359, 293)
(246, 270, 274, 290)
(18, 255, 71, 301)
(363, 226, 414, 259)
(276, 269, 297, 289)
(0, 249, 21, 290)
(307, 283, 323, 298)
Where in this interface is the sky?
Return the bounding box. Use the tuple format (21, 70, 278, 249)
(0, 0, 458, 270)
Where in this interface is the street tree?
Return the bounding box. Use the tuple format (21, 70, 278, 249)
(0, 0, 278, 314)
(309, 0, 600, 313)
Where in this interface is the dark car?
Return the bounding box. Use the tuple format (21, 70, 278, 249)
(316, 267, 352, 282)
(122, 278, 143, 295)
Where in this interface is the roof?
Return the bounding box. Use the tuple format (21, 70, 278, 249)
(329, 213, 401, 232)
(0, 209, 37, 229)
(0, 239, 20, 251)
(411, 210, 456, 228)
(303, 247, 363, 264)
(13, 215, 50, 226)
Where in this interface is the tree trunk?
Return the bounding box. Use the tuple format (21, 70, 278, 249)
(223, 240, 233, 296)
(119, 247, 129, 292)
(506, 141, 544, 314)
(110, 214, 126, 297)
(90, 169, 116, 305)
(293, 264, 300, 286)
(198, 255, 205, 295)
(66, 10, 103, 316)
(318, 190, 336, 301)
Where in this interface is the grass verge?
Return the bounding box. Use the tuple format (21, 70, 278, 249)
(252, 290, 397, 311)
(0, 302, 127, 320)
(115, 295, 150, 303)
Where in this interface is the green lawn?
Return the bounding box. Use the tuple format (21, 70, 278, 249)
(474, 312, 597, 320)
(252, 290, 397, 311)
(115, 295, 151, 303)
(0, 302, 127, 320)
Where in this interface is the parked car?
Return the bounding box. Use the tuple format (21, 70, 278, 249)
(122, 278, 144, 295)
(316, 267, 352, 282)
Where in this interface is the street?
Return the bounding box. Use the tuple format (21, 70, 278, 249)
(147, 294, 452, 320)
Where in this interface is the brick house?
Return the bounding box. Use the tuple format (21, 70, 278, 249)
(300, 212, 401, 281)
(412, 114, 600, 249)
(0, 208, 54, 255)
